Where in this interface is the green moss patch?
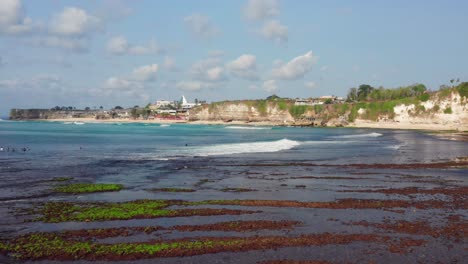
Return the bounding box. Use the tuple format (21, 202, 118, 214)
(0, 232, 422, 261)
(54, 183, 123, 194)
(33, 200, 259, 223)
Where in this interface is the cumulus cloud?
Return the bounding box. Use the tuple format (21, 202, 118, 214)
(106, 36, 164, 55)
(103, 64, 158, 91)
(227, 54, 259, 80)
(263, 80, 277, 93)
(28, 36, 89, 52)
(0, 74, 61, 90)
(190, 58, 226, 82)
(304, 81, 317, 89)
(244, 0, 279, 21)
(271, 51, 318, 80)
(50, 7, 101, 36)
(163, 56, 178, 71)
(104, 77, 141, 90)
(0, 0, 33, 34)
(175, 81, 217, 92)
(130, 64, 158, 82)
(260, 20, 288, 44)
(184, 14, 220, 38)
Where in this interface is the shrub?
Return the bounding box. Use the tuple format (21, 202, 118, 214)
(277, 100, 288, 110)
(419, 93, 430, 102)
(444, 107, 453, 114)
(255, 100, 268, 115)
(458, 82, 468, 98)
(289, 105, 308, 118)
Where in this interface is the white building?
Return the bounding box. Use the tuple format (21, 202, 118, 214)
(180, 95, 197, 110)
(155, 100, 173, 107)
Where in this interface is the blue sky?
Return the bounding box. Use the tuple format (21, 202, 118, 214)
(1, 0, 467, 116)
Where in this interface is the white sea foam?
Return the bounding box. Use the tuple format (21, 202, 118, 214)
(331, 132, 382, 139)
(63, 122, 73, 124)
(303, 140, 359, 145)
(73, 122, 85, 125)
(225, 126, 272, 130)
(160, 124, 170, 127)
(189, 138, 300, 156)
(385, 144, 405, 150)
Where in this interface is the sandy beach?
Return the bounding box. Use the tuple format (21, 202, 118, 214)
(33, 117, 468, 132)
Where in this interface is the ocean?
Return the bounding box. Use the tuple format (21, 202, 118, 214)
(0, 120, 467, 263)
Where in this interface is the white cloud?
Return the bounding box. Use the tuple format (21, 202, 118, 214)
(0, 0, 33, 34)
(244, 0, 279, 21)
(263, 80, 277, 93)
(0, 74, 61, 90)
(106, 36, 163, 55)
(227, 54, 259, 80)
(190, 58, 226, 82)
(130, 64, 158, 82)
(0, 79, 19, 89)
(176, 81, 205, 91)
(104, 77, 129, 90)
(103, 64, 158, 92)
(304, 81, 317, 89)
(272, 51, 318, 80)
(163, 56, 178, 71)
(260, 20, 288, 44)
(50, 7, 101, 36)
(320, 65, 329, 72)
(106, 36, 128, 55)
(29, 36, 89, 52)
(184, 14, 220, 38)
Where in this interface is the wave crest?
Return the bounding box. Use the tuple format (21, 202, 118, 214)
(332, 132, 382, 139)
(190, 138, 300, 156)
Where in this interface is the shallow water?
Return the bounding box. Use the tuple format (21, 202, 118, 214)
(0, 121, 467, 263)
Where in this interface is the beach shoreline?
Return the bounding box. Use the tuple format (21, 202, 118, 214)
(20, 117, 468, 132)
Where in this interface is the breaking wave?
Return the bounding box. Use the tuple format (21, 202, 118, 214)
(331, 132, 382, 139)
(188, 138, 300, 156)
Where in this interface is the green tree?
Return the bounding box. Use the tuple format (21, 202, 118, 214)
(357, 84, 374, 101)
(346, 88, 358, 102)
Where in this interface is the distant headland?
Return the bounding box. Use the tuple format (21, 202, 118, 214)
(9, 82, 468, 131)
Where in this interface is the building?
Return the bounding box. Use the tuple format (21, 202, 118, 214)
(294, 98, 323, 106)
(180, 95, 197, 110)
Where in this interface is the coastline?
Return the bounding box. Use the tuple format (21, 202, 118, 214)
(21, 117, 468, 132)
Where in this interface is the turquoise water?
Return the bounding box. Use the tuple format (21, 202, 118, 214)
(0, 120, 467, 201)
(1, 120, 467, 167)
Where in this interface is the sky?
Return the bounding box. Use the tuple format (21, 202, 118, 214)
(1, 0, 467, 116)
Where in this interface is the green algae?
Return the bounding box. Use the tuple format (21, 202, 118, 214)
(54, 183, 123, 193)
(33, 200, 258, 223)
(0, 232, 247, 260)
(0, 231, 418, 261)
(35, 200, 173, 222)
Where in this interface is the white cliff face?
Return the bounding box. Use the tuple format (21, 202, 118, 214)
(189, 102, 294, 123)
(394, 93, 467, 129)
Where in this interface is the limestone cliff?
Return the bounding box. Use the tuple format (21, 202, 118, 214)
(188, 101, 295, 124)
(189, 87, 468, 131)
